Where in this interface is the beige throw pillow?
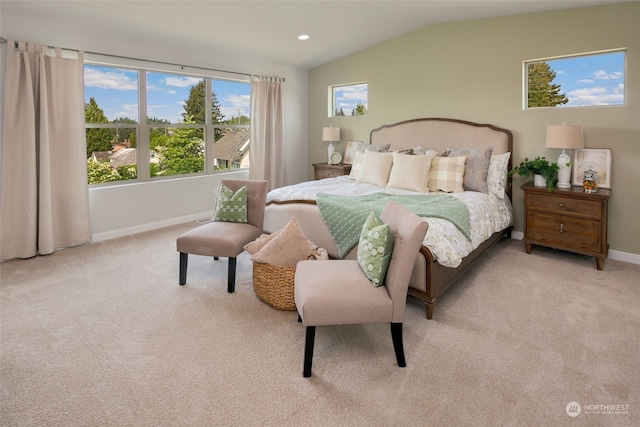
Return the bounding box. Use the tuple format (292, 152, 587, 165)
(357, 151, 394, 187)
(428, 156, 467, 193)
(348, 142, 391, 180)
(250, 217, 315, 267)
(387, 151, 435, 193)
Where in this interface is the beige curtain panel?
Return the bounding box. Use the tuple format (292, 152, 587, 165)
(249, 76, 285, 190)
(0, 41, 90, 261)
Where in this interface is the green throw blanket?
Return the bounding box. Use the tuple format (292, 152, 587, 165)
(316, 193, 471, 258)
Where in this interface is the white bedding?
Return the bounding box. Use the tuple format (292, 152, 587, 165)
(266, 176, 513, 268)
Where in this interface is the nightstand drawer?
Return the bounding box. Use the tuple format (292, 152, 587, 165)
(527, 212, 602, 253)
(526, 193, 602, 219)
(312, 163, 352, 180)
(315, 168, 339, 180)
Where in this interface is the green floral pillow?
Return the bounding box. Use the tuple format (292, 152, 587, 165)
(357, 212, 394, 287)
(212, 184, 248, 223)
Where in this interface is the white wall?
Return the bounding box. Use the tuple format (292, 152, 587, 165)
(0, 14, 308, 241)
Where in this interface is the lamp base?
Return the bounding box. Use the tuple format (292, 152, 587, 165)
(327, 142, 335, 164)
(556, 151, 572, 189)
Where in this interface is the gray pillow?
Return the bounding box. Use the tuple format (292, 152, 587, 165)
(447, 145, 494, 193)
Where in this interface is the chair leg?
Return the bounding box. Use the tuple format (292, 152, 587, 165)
(227, 257, 237, 293)
(391, 322, 406, 367)
(303, 326, 316, 378)
(179, 252, 188, 285)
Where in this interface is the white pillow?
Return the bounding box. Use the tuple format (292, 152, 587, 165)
(357, 151, 393, 187)
(348, 142, 391, 180)
(387, 151, 435, 193)
(487, 152, 511, 199)
(348, 150, 366, 180)
(428, 156, 467, 193)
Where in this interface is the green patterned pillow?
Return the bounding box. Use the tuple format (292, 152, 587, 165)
(357, 211, 394, 287)
(212, 184, 248, 223)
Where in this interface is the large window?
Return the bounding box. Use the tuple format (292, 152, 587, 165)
(85, 63, 250, 185)
(330, 82, 368, 117)
(525, 49, 625, 109)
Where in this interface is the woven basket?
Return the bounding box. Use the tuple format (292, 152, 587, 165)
(252, 262, 297, 311)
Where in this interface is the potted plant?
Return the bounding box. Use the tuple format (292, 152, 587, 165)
(508, 156, 559, 192)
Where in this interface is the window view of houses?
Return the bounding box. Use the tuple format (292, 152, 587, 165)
(85, 65, 250, 184)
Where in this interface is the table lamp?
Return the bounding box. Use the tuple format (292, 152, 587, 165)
(322, 126, 340, 164)
(545, 123, 583, 189)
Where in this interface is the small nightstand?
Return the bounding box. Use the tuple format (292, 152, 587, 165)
(521, 182, 610, 270)
(312, 162, 352, 180)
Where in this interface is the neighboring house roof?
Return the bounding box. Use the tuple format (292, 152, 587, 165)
(110, 148, 136, 168)
(91, 151, 111, 162)
(215, 129, 249, 162)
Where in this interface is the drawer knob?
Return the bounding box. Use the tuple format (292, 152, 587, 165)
(560, 223, 564, 234)
(559, 203, 565, 208)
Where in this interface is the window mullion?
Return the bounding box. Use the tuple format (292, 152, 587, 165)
(137, 71, 150, 180)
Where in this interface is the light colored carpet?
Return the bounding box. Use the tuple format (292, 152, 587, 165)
(1, 222, 639, 426)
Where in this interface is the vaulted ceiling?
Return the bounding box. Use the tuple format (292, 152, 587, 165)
(1, 1, 629, 69)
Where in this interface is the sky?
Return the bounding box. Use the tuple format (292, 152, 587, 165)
(333, 83, 368, 115)
(542, 50, 625, 107)
(84, 65, 250, 123)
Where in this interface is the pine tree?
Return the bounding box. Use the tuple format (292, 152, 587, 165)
(351, 102, 367, 116)
(85, 97, 113, 157)
(181, 81, 224, 125)
(527, 62, 569, 108)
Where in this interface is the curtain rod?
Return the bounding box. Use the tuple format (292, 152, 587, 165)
(0, 37, 284, 81)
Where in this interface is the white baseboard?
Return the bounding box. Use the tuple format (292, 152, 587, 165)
(509, 231, 639, 266)
(91, 212, 213, 242)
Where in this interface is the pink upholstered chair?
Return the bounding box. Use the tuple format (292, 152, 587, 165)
(294, 201, 429, 377)
(176, 179, 269, 292)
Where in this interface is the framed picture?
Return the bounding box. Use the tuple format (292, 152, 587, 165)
(343, 141, 362, 164)
(572, 148, 612, 189)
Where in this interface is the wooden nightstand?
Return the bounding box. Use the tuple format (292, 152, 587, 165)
(312, 162, 352, 180)
(521, 182, 610, 270)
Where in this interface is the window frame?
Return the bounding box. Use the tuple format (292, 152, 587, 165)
(328, 82, 368, 117)
(523, 48, 626, 110)
(84, 55, 251, 186)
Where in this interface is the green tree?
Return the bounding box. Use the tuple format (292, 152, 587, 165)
(112, 116, 138, 147)
(222, 114, 250, 125)
(85, 97, 112, 157)
(351, 102, 367, 116)
(182, 81, 225, 140)
(527, 62, 569, 108)
(87, 159, 120, 184)
(182, 81, 224, 124)
(153, 116, 204, 177)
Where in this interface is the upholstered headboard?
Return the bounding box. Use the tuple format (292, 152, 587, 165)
(370, 118, 514, 200)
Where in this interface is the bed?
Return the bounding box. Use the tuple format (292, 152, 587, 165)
(263, 118, 514, 319)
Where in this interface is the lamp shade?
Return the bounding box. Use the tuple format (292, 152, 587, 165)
(545, 124, 584, 149)
(322, 126, 340, 142)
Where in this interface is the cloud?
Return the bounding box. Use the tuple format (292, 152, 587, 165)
(85, 67, 137, 91)
(164, 76, 203, 88)
(593, 70, 622, 80)
(567, 86, 624, 106)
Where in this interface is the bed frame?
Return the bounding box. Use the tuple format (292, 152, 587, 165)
(265, 118, 513, 319)
(369, 118, 513, 318)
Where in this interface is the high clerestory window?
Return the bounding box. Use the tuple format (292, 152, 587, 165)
(85, 62, 250, 185)
(330, 82, 368, 117)
(524, 49, 625, 109)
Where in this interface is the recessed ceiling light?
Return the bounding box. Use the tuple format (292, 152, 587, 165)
(298, 34, 310, 41)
